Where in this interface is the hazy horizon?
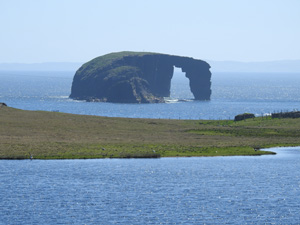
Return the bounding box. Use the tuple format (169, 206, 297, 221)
(1, 0, 300, 63)
(1, 59, 300, 73)
(1, 58, 300, 64)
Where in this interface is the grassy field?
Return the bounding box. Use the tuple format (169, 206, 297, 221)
(1, 106, 300, 159)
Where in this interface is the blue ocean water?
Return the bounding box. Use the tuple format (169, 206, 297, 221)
(0, 70, 300, 119)
(1, 147, 300, 224)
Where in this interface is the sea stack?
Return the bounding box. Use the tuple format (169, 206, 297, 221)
(70, 51, 212, 103)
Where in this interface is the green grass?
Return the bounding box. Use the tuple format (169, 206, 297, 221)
(1, 106, 300, 159)
(78, 51, 159, 76)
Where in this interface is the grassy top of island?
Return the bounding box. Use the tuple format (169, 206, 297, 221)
(78, 51, 159, 74)
(1, 106, 300, 159)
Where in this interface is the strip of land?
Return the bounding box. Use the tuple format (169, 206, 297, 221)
(1, 106, 300, 159)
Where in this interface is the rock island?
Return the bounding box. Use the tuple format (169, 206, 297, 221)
(70, 51, 212, 103)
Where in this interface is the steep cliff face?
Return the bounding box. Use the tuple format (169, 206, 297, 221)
(70, 51, 211, 103)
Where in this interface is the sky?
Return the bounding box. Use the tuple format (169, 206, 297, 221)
(1, 0, 300, 63)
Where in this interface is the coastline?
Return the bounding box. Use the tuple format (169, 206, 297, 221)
(2, 106, 300, 160)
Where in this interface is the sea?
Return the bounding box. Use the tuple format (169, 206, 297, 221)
(1, 70, 300, 224)
(1, 147, 300, 224)
(1, 70, 300, 120)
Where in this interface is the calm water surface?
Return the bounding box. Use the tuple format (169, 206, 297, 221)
(1, 147, 300, 224)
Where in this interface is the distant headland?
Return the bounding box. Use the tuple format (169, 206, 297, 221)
(69, 52, 212, 103)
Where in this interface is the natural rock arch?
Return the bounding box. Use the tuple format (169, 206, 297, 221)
(70, 52, 212, 103)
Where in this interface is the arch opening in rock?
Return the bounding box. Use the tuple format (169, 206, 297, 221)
(169, 66, 193, 101)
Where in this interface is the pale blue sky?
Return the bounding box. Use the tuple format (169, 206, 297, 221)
(1, 0, 300, 63)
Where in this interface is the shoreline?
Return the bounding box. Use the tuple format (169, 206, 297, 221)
(0, 151, 278, 160)
(1, 106, 300, 160)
